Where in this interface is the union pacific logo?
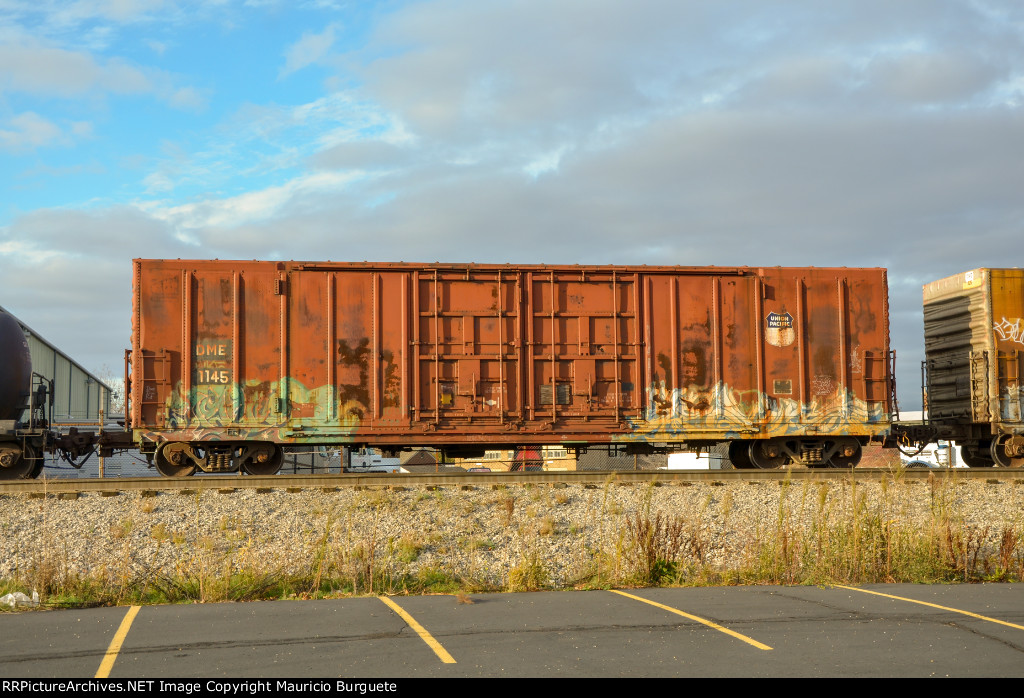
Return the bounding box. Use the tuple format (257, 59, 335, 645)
(766, 312, 793, 329)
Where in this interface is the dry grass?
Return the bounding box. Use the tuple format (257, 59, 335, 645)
(3, 476, 1022, 609)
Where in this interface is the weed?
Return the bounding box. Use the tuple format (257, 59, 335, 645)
(993, 526, 1024, 580)
(538, 516, 556, 536)
(415, 566, 461, 594)
(462, 538, 495, 552)
(508, 552, 548, 591)
(624, 511, 693, 584)
(110, 519, 134, 540)
(151, 523, 170, 543)
(360, 489, 392, 510)
(309, 513, 335, 594)
(395, 532, 424, 563)
(503, 496, 515, 526)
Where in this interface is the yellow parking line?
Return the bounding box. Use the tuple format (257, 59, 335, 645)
(95, 605, 141, 678)
(379, 596, 456, 664)
(610, 590, 772, 650)
(835, 585, 1024, 631)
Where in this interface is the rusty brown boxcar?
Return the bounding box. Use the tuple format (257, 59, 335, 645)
(923, 268, 1024, 467)
(127, 260, 893, 475)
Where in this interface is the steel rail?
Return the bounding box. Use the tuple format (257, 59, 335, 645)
(1, 468, 1021, 495)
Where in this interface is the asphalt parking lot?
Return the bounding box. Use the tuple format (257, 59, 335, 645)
(2, 585, 1022, 678)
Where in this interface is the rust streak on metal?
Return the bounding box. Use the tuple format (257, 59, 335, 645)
(497, 269, 505, 423)
(713, 275, 723, 418)
(276, 267, 286, 421)
(550, 269, 556, 424)
(401, 272, 408, 425)
(613, 270, 620, 422)
(328, 272, 336, 421)
(183, 268, 192, 424)
(671, 276, 679, 414)
(838, 277, 849, 420)
(413, 270, 420, 424)
(232, 271, 240, 421)
(797, 277, 806, 422)
(433, 269, 440, 425)
(754, 275, 764, 422)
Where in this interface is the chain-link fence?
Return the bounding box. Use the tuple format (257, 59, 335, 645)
(38, 446, 341, 479)
(436, 445, 731, 472)
(35, 443, 732, 478)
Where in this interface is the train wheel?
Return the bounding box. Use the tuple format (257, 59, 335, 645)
(242, 444, 283, 475)
(26, 444, 44, 478)
(825, 438, 862, 468)
(748, 440, 787, 469)
(0, 443, 35, 480)
(962, 443, 995, 468)
(154, 443, 197, 477)
(728, 441, 754, 469)
(990, 435, 1024, 468)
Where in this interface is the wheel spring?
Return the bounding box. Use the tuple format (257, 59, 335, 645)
(209, 452, 232, 471)
(801, 446, 824, 465)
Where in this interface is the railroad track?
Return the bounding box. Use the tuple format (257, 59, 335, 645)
(2, 467, 1022, 495)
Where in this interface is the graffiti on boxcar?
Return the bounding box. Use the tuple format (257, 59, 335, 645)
(811, 374, 834, 396)
(140, 424, 290, 445)
(617, 379, 888, 444)
(849, 344, 863, 373)
(993, 317, 1024, 346)
(160, 377, 366, 434)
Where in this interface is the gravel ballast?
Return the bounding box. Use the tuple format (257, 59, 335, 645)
(1, 476, 1022, 593)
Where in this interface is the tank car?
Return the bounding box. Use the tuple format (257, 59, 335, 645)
(127, 260, 893, 475)
(922, 268, 1024, 467)
(0, 310, 44, 479)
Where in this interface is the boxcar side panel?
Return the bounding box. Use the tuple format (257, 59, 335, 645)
(923, 268, 990, 423)
(924, 268, 1024, 428)
(131, 261, 891, 452)
(616, 267, 890, 448)
(989, 269, 1024, 425)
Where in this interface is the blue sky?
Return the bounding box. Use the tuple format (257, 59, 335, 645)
(2, 0, 1024, 409)
(4, 2, 382, 221)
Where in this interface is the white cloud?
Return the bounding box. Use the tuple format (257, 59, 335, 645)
(141, 170, 363, 234)
(0, 42, 110, 97)
(862, 50, 1001, 105)
(136, 92, 402, 198)
(142, 171, 175, 193)
(0, 0, 201, 42)
(70, 121, 94, 138)
(167, 85, 208, 111)
(280, 23, 338, 78)
(0, 112, 65, 151)
(0, 39, 203, 109)
(523, 145, 568, 179)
